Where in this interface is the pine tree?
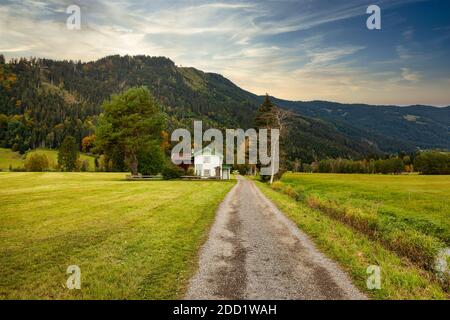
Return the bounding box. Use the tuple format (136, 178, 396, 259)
(95, 87, 165, 175)
(255, 94, 292, 183)
(255, 94, 278, 129)
(58, 136, 79, 171)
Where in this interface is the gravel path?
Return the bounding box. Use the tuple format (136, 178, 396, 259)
(185, 176, 367, 300)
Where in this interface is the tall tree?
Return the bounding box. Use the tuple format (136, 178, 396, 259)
(58, 136, 79, 171)
(95, 87, 165, 175)
(255, 94, 289, 183)
(255, 94, 278, 129)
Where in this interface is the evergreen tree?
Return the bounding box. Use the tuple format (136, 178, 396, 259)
(254, 94, 287, 182)
(95, 87, 165, 175)
(255, 94, 277, 129)
(58, 136, 79, 171)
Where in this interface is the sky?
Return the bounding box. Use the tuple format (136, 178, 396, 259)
(0, 0, 449, 106)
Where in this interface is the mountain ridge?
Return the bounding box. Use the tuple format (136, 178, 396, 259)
(0, 54, 448, 161)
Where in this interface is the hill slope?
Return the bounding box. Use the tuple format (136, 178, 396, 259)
(271, 98, 450, 152)
(0, 54, 448, 161)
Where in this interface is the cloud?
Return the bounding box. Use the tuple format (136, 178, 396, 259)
(0, 0, 448, 105)
(401, 68, 421, 82)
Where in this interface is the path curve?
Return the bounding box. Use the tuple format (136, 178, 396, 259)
(185, 176, 367, 300)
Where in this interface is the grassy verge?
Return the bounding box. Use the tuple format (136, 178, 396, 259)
(256, 181, 448, 299)
(281, 173, 450, 244)
(270, 174, 449, 279)
(0, 172, 235, 299)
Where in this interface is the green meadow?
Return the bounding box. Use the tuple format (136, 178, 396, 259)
(281, 173, 450, 244)
(0, 148, 96, 171)
(256, 173, 450, 299)
(0, 172, 235, 299)
(0, 148, 24, 170)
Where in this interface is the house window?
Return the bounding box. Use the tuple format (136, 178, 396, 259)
(204, 156, 211, 163)
(204, 169, 210, 176)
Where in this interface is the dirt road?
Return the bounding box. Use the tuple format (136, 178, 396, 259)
(185, 177, 367, 300)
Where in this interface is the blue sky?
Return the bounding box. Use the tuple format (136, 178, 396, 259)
(0, 0, 449, 105)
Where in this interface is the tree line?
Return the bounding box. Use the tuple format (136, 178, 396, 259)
(288, 151, 449, 175)
(8, 86, 449, 177)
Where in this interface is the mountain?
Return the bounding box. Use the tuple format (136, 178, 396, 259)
(0, 54, 448, 162)
(270, 98, 450, 152)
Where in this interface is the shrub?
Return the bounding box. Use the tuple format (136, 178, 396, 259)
(271, 181, 284, 191)
(58, 136, 79, 172)
(24, 153, 49, 172)
(138, 143, 164, 175)
(162, 164, 184, 180)
(283, 186, 302, 201)
(10, 166, 26, 172)
(81, 135, 96, 153)
(414, 151, 450, 175)
(270, 181, 303, 201)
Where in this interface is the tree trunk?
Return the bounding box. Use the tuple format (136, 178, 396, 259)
(129, 153, 138, 176)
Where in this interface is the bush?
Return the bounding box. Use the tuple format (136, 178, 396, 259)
(270, 181, 303, 201)
(271, 181, 284, 191)
(10, 166, 26, 172)
(58, 136, 79, 172)
(282, 186, 301, 201)
(138, 143, 165, 175)
(414, 151, 450, 175)
(162, 164, 184, 180)
(24, 153, 49, 172)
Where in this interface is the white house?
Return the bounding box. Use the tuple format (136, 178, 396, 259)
(194, 146, 231, 179)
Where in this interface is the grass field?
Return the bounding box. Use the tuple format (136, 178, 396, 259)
(0, 172, 235, 299)
(0, 148, 24, 170)
(281, 173, 450, 245)
(0, 148, 96, 171)
(256, 173, 450, 299)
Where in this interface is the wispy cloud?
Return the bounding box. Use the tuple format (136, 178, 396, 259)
(0, 0, 449, 105)
(401, 68, 421, 81)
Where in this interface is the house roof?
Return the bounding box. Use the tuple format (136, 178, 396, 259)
(193, 145, 223, 158)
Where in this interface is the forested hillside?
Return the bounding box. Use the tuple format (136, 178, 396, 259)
(272, 98, 450, 152)
(0, 54, 448, 161)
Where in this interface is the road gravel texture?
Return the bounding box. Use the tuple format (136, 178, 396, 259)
(186, 177, 367, 300)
